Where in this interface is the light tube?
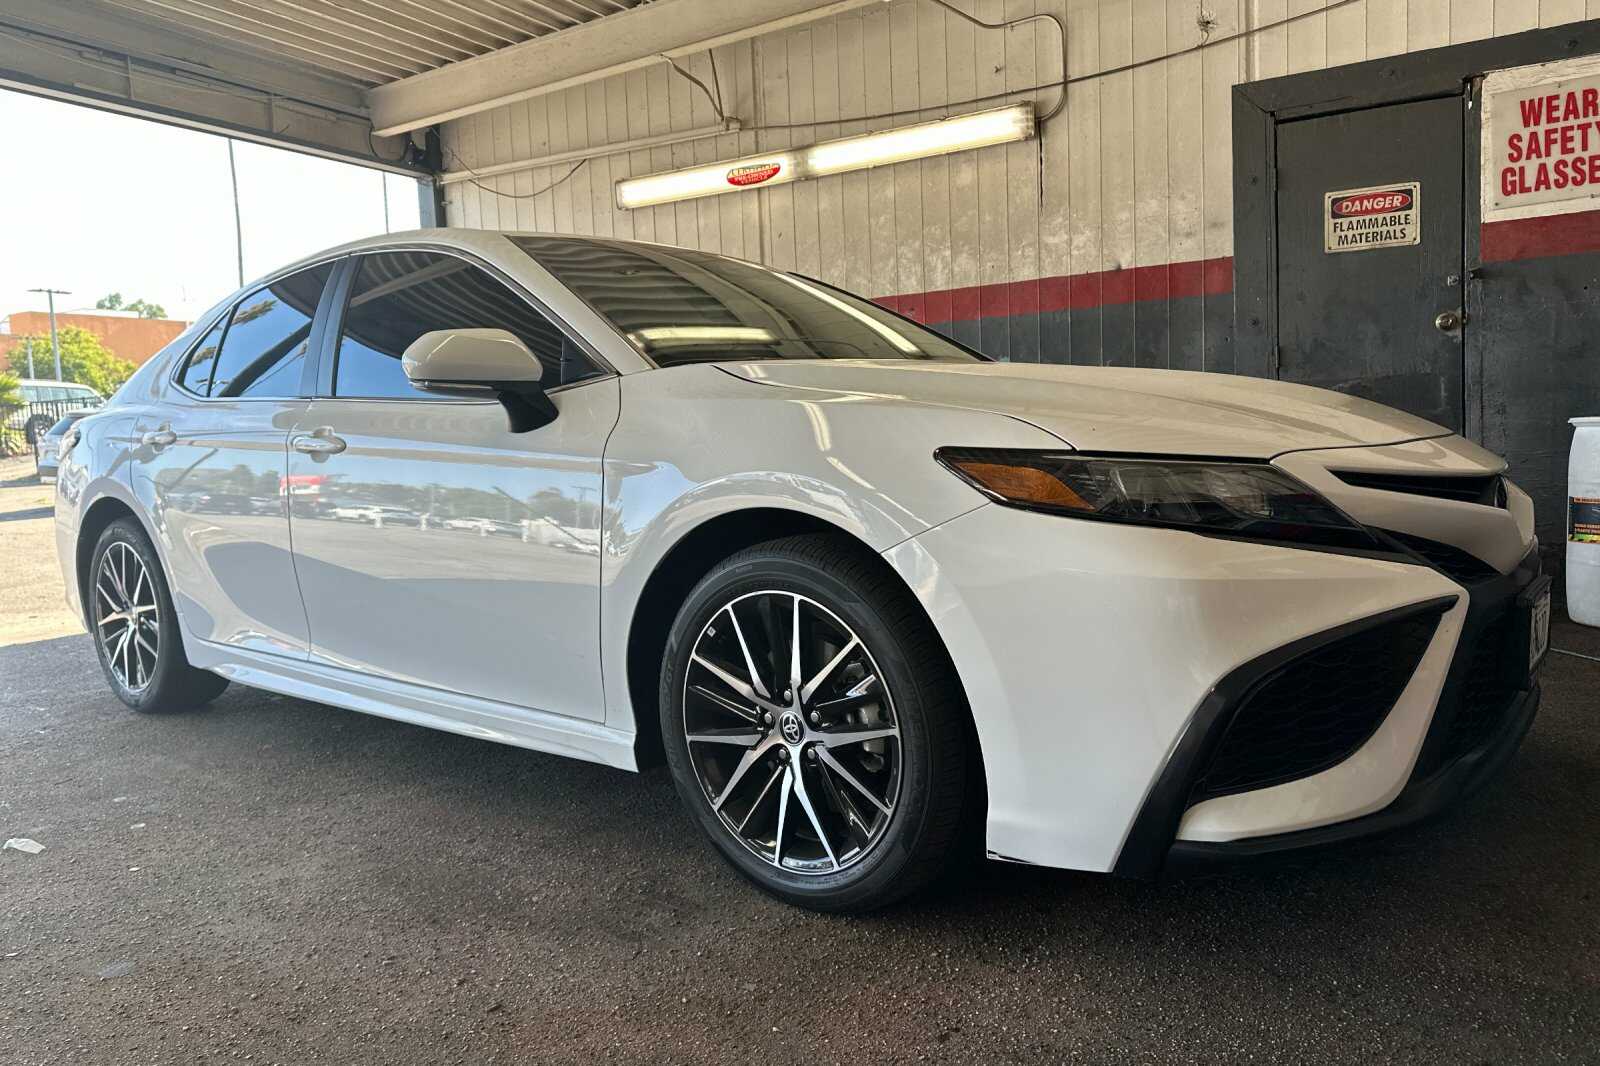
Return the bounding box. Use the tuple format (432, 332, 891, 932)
(628, 326, 777, 347)
(615, 104, 1035, 210)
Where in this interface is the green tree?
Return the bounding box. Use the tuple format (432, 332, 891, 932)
(96, 292, 167, 319)
(5, 327, 137, 395)
(0, 372, 24, 456)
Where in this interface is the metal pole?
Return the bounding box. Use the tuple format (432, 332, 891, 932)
(227, 138, 244, 287)
(381, 172, 391, 234)
(28, 288, 69, 380)
(47, 290, 60, 380)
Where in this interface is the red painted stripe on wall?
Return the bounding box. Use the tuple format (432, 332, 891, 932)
(1480, 208, 1600, 263)
(875, 256, 1234, 322)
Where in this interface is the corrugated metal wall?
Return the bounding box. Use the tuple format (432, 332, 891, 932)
(441, 0, 1598, 366)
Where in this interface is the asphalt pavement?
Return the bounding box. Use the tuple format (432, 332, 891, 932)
(2, 622, 1597, 1064)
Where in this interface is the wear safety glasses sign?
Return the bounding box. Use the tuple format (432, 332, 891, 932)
(1324, 182, 1421, 253)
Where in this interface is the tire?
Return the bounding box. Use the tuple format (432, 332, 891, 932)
(24, 414, 51, 445)
(660, 533, 974, 912)
(89, 517, 229, 713)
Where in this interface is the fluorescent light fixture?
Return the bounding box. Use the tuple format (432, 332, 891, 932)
(628, 325, 777, 347)
(615, 104, 1035, 210)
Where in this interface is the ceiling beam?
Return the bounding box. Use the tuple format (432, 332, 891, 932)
(0, 0, 421, 173)
(368, 0, 883, 137)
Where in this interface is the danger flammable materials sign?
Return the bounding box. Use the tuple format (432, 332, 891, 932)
(1323, 182, 1421, 253)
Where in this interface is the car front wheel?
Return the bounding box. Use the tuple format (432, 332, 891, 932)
(660, 533, 975, 912)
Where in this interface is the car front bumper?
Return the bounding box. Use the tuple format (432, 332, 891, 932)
(1161, 681, 1538, 876)
(883, 500, 1543, 875)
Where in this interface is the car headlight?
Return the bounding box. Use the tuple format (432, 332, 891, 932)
(935, 447, 1379, 548)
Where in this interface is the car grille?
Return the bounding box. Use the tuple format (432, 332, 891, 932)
(1188, 611, 1441, 804)
(1334, 470, 1507, 507)
(1380, 529, 1502, 584)
(1436, 609, 1522, 764)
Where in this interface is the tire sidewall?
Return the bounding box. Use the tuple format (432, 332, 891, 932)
(660, 549, 945, 909)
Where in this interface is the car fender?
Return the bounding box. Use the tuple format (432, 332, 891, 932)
(596, 363, 1067, 736)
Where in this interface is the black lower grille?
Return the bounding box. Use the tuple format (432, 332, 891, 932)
(1189, 611, 1441, 803)
(1438, 609, 1521, 763)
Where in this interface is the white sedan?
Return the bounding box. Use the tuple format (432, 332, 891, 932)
(54, 230, 1550, 911)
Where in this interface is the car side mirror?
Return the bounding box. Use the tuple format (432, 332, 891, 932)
(401, 328, 557, 433)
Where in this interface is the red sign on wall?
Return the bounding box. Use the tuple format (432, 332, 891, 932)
(1485, 61, 1600, 218)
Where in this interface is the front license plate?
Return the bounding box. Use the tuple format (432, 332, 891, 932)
(1528, 581, 1552, 674)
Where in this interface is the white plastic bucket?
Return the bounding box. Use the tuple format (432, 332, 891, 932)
(1569, 416, 1600, 627)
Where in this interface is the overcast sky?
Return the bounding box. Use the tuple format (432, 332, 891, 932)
(0, 89, 421, 326)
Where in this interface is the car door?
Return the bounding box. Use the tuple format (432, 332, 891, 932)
(285, 249, 618, 721)
(131, 260, 336, 657)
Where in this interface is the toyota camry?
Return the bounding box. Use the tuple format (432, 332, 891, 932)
(54, 229, 1550, 911)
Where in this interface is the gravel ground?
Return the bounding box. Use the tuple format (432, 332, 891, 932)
(0, 456, 81, 646)
(1, 476, 1596, 1063)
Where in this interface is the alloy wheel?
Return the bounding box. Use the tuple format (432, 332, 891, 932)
(682, 590, 902, 874)
(95, 541, 160, 694)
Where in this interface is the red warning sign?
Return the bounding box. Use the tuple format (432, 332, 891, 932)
(1323, 182, 1421, 253)
(1486, 64, 1600, 215)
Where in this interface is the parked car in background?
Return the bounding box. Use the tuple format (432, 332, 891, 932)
(8, 379, 105, 443)
(53, 230, 1550, 911)
(34, 410, 95, 482)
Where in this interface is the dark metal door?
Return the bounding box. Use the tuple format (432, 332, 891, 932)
(1275, 96, 1465, 431)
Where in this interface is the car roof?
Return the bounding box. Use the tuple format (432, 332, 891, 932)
(20, 379, 97, 390)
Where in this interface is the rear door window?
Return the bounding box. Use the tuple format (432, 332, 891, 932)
(201, 262, 333, 398)
(179, 320, 225, 395)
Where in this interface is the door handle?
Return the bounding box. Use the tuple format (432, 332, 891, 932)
(290, 429, 347, 456)
(140, 428, 177, 448)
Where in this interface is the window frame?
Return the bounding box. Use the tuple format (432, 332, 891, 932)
(169, 253, 344, 402)
(317, 245, 616, 404)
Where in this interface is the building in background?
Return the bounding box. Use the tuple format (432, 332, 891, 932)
(0, 309, 190, 367)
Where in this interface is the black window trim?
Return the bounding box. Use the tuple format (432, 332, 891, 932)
(169, 252, 346, 403)
(317, 243, 618, 404)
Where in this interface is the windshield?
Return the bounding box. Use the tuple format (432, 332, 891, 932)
(514, 236, 982, 368)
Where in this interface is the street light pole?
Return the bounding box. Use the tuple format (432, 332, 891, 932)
(227, 139, 244, 287)
(27, 287, 70, 380)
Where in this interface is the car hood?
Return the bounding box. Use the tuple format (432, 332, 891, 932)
(718, 360, 1452, 458)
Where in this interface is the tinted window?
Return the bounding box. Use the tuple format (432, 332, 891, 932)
(515, 236, 983, 368)
(332, 251, 604, 398)
(206, 262, 332, 398)
(179, 319, 225, 394)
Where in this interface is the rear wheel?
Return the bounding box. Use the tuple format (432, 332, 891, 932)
(660, 533, 974, 912)
(90, 518, 229, 713)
